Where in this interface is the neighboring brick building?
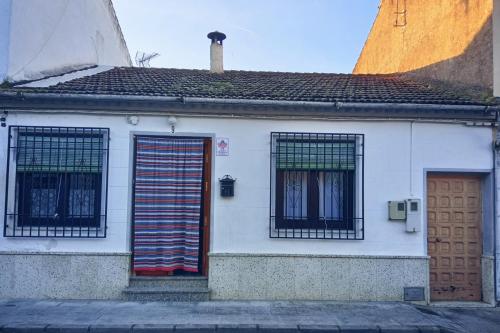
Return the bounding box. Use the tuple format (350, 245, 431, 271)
(354, 0, 500, 97)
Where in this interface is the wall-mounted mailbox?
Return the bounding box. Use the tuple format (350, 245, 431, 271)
(219, 175, 235, 197)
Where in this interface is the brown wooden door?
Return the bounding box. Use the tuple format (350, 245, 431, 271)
(427, 174, 482, 301)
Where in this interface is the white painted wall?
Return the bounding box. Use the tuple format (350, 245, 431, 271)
(494, 0, 500, 97)
(0, 112, 493, 257)
(1, 0, 130, 83)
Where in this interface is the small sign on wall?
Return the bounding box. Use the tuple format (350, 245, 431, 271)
(216, 137, 229, 156)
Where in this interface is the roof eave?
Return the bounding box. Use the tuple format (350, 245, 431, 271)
(0, 91, 497, 121)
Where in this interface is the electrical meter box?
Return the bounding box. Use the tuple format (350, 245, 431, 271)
(405, 198, 421, 233)
(388, 201, 406, 221)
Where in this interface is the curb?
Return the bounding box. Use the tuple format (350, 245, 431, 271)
(0, 324, 454, 333)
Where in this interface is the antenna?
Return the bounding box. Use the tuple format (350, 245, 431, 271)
(134, 51, 160, 67)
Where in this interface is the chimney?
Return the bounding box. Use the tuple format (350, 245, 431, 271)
(207, 31, 226, 73)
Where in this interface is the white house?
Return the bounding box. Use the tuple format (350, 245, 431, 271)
(0, 0, 131, 83)
(0, 32, 498, 305)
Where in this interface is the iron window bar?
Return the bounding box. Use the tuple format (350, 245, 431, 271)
(270, 132, 364, 240)
(3, 126, 110, 238)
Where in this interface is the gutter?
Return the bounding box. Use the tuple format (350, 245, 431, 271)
(0, 91, 498, 121)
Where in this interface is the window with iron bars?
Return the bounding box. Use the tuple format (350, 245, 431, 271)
(270, 132, 364, 239)
(3, 126, 109, 238)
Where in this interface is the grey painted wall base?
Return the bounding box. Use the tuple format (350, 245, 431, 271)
(0, 252, 130, 299)
(482, 256, 495, 305)
(208, 253, 429, 301)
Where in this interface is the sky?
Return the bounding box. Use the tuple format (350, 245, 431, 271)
(113, 1, 379, 73)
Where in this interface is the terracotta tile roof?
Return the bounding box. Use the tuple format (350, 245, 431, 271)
(10, 67, 496, 106)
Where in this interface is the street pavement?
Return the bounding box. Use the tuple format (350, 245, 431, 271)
(0, 299, 499, 332)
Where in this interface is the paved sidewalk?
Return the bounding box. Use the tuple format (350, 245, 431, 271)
(0, 299, 499, 332)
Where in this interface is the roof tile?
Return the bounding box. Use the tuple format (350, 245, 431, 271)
(9, 67, 495, 106)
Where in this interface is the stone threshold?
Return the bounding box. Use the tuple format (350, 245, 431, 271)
(430, 301, 495, 308)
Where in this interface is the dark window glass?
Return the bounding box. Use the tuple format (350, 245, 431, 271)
(17, 173, 101, 227)
(275, 170, 354, 230)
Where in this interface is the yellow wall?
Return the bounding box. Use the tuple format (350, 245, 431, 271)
(354, 0, 493, 89)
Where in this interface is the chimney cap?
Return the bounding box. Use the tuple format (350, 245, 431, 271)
(207, 31, 226, 43)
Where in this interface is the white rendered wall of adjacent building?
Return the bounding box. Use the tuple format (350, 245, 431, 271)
(1, 0, 130, 82)
(0, 112, 493, 256)
(0, 0, 12, 82)
(494, 0, 500, 97)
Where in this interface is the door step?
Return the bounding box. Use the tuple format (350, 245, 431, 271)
(123, 276, 210, 301)
(123, 286, 210, 301)
(129, 276, 208, 289)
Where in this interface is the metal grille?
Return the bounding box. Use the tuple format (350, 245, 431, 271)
(3, 126, 109, 238)
(270, 132, 364, 239)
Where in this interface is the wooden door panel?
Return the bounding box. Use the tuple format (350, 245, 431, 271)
(427, 174, 482, 301)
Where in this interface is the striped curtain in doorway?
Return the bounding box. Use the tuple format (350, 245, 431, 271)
(133, 136, 204, 273)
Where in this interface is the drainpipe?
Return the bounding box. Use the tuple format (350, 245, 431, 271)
(494, 109, 499, 305)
